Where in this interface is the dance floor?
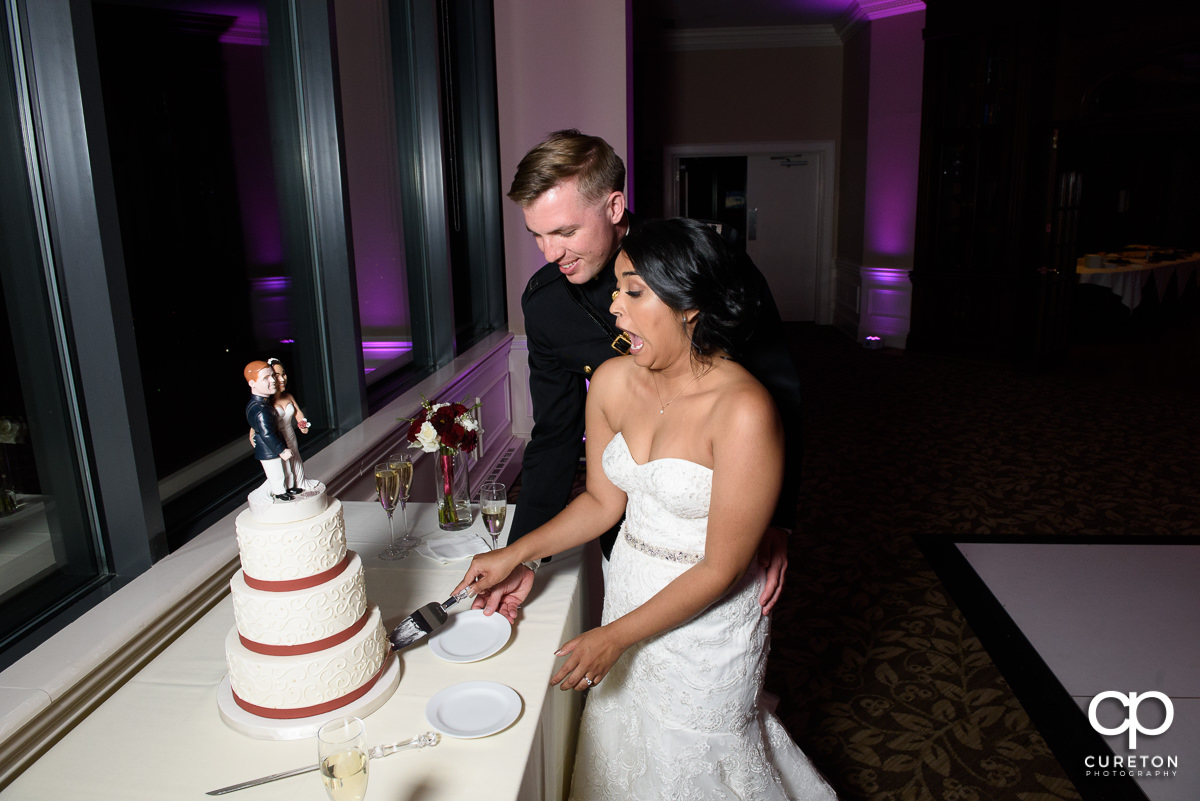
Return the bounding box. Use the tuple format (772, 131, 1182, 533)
(922, 537, 1200, 801)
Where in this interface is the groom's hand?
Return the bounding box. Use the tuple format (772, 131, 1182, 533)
(471, 564, 535, 625)
(757, 526, 789, 615)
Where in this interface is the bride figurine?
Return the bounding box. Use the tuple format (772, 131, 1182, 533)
(266, 357, 308, 494)
(457, 219, 837, 800)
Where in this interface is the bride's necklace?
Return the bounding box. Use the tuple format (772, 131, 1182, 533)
(651, 366, 709, 414)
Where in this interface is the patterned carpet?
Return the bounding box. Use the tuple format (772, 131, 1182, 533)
(512, 295, 1200, 800)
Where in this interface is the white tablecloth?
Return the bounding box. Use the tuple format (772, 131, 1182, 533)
(1076, 250, 1199, 309)
(1, 502, 588, 801)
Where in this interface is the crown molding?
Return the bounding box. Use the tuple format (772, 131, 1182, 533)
(661, 1, 926, 51)
(664, 24, 842, 52)
(836, 0, 926, 41)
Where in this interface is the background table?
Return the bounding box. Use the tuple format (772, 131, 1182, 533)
(1076, 250, 1199, 310)
(0, 501, 589, 801)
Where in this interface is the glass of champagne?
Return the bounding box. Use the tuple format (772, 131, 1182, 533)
(480, 482, 507, 550)
(318, 716, 368, 801)
(375, 460, 404, 560)
(389, 452, 419, 554)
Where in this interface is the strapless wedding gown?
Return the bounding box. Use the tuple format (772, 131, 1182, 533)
(568, 433, 837, 800)
(275, 401, 304, 489)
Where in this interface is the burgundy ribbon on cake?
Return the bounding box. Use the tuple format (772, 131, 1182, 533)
(239, 609, 371, 656)
(242, 552, 351, 591)
(231, 656, 391, 720)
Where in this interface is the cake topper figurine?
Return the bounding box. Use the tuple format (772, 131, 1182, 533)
(244, 360, 294, 502)
(266, 357, 308, 493)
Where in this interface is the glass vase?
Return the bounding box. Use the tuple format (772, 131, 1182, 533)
(434, 450, 472, 530)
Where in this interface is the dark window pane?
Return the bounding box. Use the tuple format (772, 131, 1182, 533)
(0, 24, 107, 651)
(334, 0, 414, 387)
(90, 0, 328, 505)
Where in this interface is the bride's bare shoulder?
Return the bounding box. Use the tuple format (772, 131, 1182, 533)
(591, 355, 638, 389)
(712, 361, 779, 428)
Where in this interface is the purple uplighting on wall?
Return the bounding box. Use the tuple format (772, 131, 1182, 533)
(866, 175, 918, 256)
(863, 11, 925, 264)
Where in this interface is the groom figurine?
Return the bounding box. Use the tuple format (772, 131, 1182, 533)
(244, 360, 295, 502)
(483, 130, 803, 621)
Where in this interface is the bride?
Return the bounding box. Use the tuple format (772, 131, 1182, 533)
(456, 218, 836, 800)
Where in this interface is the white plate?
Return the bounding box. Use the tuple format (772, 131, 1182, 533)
(429, 609, 512, 663)
(424, 681, 522, 739)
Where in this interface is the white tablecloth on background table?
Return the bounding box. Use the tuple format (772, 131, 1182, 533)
(1076, 250, 1200, 309)
(1, 502, 588, 801)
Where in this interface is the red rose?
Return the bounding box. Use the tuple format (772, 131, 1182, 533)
(431, 406, 456, 432)
(443, 422, 466, 449)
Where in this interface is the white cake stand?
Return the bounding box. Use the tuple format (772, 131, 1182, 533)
(217, 655, 402, 740)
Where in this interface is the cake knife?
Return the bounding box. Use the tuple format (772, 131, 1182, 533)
(387, 585, 475, 650)
(205, 731, 440, 795)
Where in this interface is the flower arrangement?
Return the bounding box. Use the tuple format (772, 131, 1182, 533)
(405, 399, 480, 454)
(404, 399, 481, 528)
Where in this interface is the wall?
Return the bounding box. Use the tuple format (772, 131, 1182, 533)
(836, 26, 870, 265)
(492, 0, 628, 337)
(833, 11, 925, 348)
(862, 10, 925, 269)
(662, 45, 844, 145)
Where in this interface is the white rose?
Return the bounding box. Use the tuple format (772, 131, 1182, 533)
(414, 420, 441, 453)
(460, 415, 479, 432)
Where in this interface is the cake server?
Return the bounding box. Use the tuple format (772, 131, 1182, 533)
(205, 731, 440, 795)
(387, 585, 476, 651)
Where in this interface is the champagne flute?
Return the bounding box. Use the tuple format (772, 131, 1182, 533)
(480, 482, 507, 550)
(318, 716, 368, 801)
(389, 452, 419, 554)
(375, 460, 404, 560)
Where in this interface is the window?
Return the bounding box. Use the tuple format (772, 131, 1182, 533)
(0, 0, 503, 666)
(89, 1, 332, 518)
(0, 3, 107, 655)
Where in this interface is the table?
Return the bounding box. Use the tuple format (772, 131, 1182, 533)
(0, 502, 589, 801)
(1076, 249, 1199, 310)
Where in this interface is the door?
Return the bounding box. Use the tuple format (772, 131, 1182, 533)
(746, 152, 821, 322)
(672, 147, 827, 323)
(678, 156, 748, 249)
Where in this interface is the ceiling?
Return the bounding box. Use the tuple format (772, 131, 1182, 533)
(643, 0, 861, 29)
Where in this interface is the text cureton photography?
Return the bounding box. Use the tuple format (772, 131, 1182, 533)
(1085, 691, 1179, 779)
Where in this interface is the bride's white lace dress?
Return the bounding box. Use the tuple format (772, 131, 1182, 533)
(569, 433, 837, 801)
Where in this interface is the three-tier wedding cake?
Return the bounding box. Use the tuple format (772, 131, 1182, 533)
(222, 481, 393, 724)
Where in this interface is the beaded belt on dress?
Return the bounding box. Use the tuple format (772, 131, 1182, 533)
(623, 529, 703, 564)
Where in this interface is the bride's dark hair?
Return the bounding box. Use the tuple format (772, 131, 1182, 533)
(619, 218, 749, 364)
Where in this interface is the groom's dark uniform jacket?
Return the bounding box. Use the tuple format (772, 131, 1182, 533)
(511, 223, 804, 556)
(246, 394, 287, 461)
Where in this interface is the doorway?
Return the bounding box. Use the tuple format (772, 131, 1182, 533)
(666, 141, 834, 324)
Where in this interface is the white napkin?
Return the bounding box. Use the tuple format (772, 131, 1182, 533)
(416, 530, 492, 564)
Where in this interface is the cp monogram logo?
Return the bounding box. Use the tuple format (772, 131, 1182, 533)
(1088, 691, 1174, 749)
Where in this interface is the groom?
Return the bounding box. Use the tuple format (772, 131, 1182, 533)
(480, 130, 804, 622)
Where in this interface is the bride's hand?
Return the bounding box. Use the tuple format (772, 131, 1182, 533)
(454, 547, 521, 598)
(471, 564, 534, 625)
(551, 627, 625, 691)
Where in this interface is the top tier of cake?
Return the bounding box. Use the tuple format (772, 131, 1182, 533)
(235, 481, 343, 583)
